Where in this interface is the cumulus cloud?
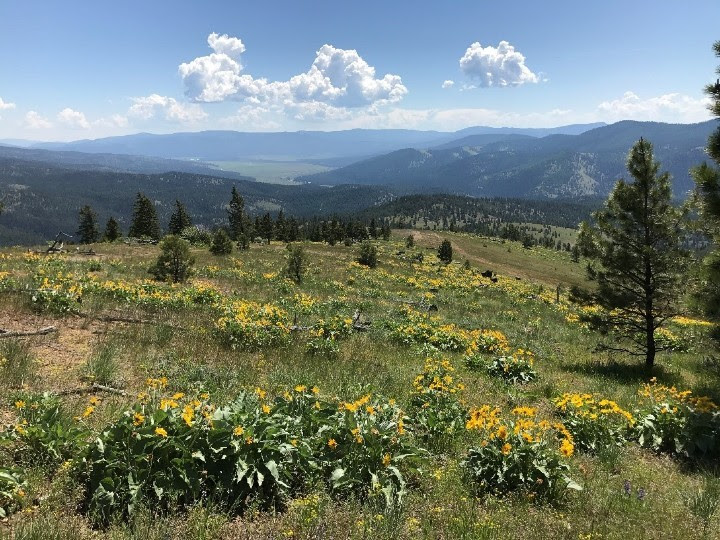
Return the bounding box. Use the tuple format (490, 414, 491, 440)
(459, 41, 539, 87)
(129, 94, 207, 123)
(597, 91, 712, 123)
(24, 111, 53, 129)
(219, 105, 282, 130)
(94, 114, 129, 129)
(441, 80, 455, 89)
(207, 32, 246, 58)
(57, 107, 90, 129)
(0, 97, 16, 111)
(179, 34, 407, 114)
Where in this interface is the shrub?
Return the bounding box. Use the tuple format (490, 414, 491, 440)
(405, 235, 414, 248)
(74, 383, 424, 524)
(214, 300, 290, 350)
(149, 235, 195, 283)
(0, 467, 27, 518)
(463, 406, 580, 502)
(209, 229, 233, 256)
(482, 350, 537, 385)
(634, 379, 720, 458)
(554, 393, 634, 454)
(1, 393, 89, 467)
(357, 241, 378, 268)
(305, 316, 353, 357)
(30, 264, 83, 314)
(284, 243, 307, 283)
(407, 358, 467, 446)
(180, 225, 212, 246)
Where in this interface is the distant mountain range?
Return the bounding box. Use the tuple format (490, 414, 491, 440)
(0, 120, 716, 245)
(299, 120, 717, 198)
(20, 123, 607, 162)
(0, 145, 249, 180)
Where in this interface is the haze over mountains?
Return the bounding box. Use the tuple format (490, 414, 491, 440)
(24, 123, 607, 162)
(0, 119, 716, 244)
(298, 120, 717, 198)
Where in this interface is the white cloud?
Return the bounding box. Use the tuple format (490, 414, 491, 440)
(219, 105, 282, 130)
(441, 80, 455, 89)
(94, 114, 129, 128)
(24, 110, 53, 129)
(207, 32, 246, 58)
(0, 97, 16, 111)
(179, 34, 407, 114)
(57, 107, 90, 129)
(597, 91, 712, 123)
(459, 41, 539, 87)
(128, 94, 207, 123)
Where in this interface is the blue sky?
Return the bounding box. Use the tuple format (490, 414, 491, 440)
(0, 0, 718, 140)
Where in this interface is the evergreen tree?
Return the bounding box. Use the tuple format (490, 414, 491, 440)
(381, 222, 391, 241)
(275, 210, 287, 242)
(438, 239, 453, 263)
(129, 192, 160, 240)
(405, 234, 415, 248)
(103, 217, 121, 242)
(692, 41, 720, 343)
(575, 138, 688, 368)
(77, 205, 99, 244)
(357, 241, 378, 268)
(209, 229, 233, 255)
(168, 200, 192, 235)
(149, 235, 195, 283)
(227, 187, 245, 241)
(284, 243, 307, 283)
(369, 218, 378, 239)
(260, 213, 274, 244)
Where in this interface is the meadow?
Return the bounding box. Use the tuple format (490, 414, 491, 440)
(210, 161, 333, 185)
(0, 231, 718, 539)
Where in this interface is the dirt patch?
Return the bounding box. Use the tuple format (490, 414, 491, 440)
(0, 310, 102, 392)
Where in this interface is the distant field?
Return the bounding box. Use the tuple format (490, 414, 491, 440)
(399, 229, 588, 289)
(211, 160, 333, 184)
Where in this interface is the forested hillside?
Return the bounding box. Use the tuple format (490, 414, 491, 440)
(0, 159, 392, 245)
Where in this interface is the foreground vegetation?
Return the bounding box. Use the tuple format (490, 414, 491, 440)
(0, 231, 718, 539)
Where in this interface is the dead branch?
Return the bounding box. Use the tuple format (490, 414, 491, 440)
(57, 383, 128, 397)
(0, 326, 57, 338)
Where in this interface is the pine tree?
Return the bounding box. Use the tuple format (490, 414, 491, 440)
(209, 228, 233, 255)
(438, 239, 453, 263)
(275, 210, 287, 242)
(129, 192, 160, 240)
(575, 138, 688, 368)
(168, 200, 192, 235)
(692, 41, 720, 343)
(103, 217, 121, 242)
(284, 243, 307, 283)
(227, 187, 245, 241)
(77, 205, 99, 244)
(357, 241, 378, 268)
(149, 235, 195, 283)
(260, 213, 274, 244)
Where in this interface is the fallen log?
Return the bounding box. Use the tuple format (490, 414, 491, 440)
(0, 326, 57, 338)
(58, 383, 128, 397)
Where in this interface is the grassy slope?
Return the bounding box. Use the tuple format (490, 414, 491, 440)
(0, 233, 717, 539)
(407, 230, 587, 289)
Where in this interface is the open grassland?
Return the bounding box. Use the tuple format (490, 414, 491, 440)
(211, 161, 332, 185)
(0, 232, 718, 539)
